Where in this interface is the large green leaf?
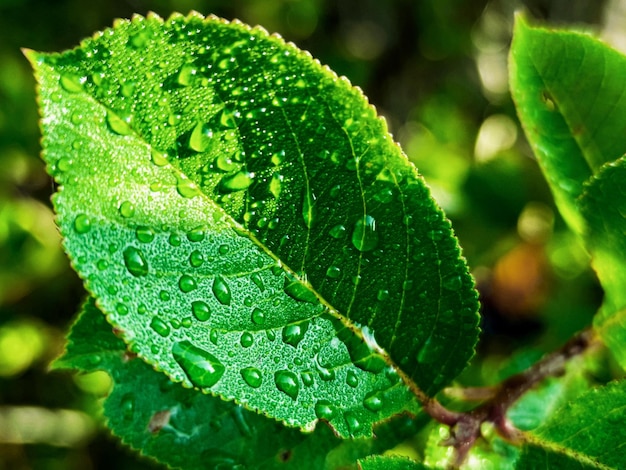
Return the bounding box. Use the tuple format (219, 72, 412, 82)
(30, 12, 479, 437)
(517, 380, 626, 469)
(579, 157, 626, 367)
(510, 15, 626, 233)
(53, 298, 421, 469)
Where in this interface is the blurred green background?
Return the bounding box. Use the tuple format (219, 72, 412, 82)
(0, 0, 622, 468)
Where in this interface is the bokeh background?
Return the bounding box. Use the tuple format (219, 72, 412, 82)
(1, 0, 624, 468)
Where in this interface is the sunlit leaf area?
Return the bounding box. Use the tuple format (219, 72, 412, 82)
(2, 0, 626, 468)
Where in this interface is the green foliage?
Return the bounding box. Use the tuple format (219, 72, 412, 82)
(23, 7, 626, 470)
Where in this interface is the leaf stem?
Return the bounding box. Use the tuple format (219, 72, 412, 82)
(416, 328, 597, 468)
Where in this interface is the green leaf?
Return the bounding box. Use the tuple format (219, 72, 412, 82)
(30, 12, 479, 437)
(518, 380, 626, 469)
(56, 298, 421, 469)
(579, 157, 626, 367)
(510, 14, 626, 233)
(358, 455, 428, 470)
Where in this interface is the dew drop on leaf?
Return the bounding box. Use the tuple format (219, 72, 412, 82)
(189, 250, 204, 267)
(218, 107, 237, 129)
(363, 391, 383, 412)
(301, 188, 317, 228)
(209, 329, 219, 345)
(212, 275, 232, 305)
(150, 148, 169, 167)
(191, 300, 210, 321)
(344, 412, 361, 435)
(106, 109, 133, 136)
(122, 246, 149, 277)
(120, 393, 135, 420)
(135, 226, 155, 243)
(218, 170, 254, 193)
(118, 201, 135, 218)
(314, 400, 335, 420)
(168, 232, 182, 246)
(177, 63, 198, 87)
(251, 308, 266, 325)
(325, 265, 341, 279)
(274, 370, 299, 400)
(59, 73, 85, 93)
(187, 227, 205, 243)
(351, 215, 379, 252)
(329, 224, 346, 239)
(115, 303, 129, 315)
(215, 154, 239, 172)
(346, 369, 359, 387)
(240, 367, 263, 388)
(179, 274, 198, 293)
(282, 321, 309, 348)
(240, 332, 254, 348)
(188, 121, 214, 152)
(172, 340, 225, 388)
(301, 370, 315, 387)
(150, 316, 171, 337)
(250, 272, 265, 291)
(73, 214, 92, 234)
(283, 275, 317, 303)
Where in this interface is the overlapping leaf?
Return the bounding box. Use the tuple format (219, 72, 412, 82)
(510, 14, 626, 233)
(579, 158, 626, 367)
(53, 298, 423, 469)
(518, 380, 626, 469)
(31, 12, 479, 437)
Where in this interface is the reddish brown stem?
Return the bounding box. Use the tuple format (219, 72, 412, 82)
(417, 328, 596, 468)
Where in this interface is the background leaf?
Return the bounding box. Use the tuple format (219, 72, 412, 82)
(518, 380, 626, 469)
(358, 455, 428, 470)
(31, 12, 479, 436)
(510, 14, 626, 233)
(579, 157, 626, 367)
(54, 298, 424, 469)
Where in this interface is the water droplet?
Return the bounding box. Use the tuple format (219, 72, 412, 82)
(269, 172, 283, 199)
(417, 335, 443, 364)
(119, 201, 135, 218)
(329, 224, 346, 239)
(172, 341, 225, 388)
(266, 330, 276, 341)
(443, 274, 462, 291)
(219, 107, 238, 129)
(240, 332, 254, 348)
(283, 275, 317, 303)
(251, 308, 266, 325)
(189, 250, 204, 267)
(128, 30, 150, 49)
(377, 289, 390, 301)
(187, 227, 205, 242)
(151, 148, 169, 166)
(250, 272, 265, 291)
(150, 317, 171, 337)
(188, 121, 214, 152)
(301, 370, 315, 386)
(274, 370, 299, 400)
(191, 300, 211, 321)
(123, 246, 149, 277)
(159, 290, 171, 301)
(344, 412, 361, 435)
(271, 150, 285, 165)
(363, 392, 383, 412)
(73, 214, 92, 234)
(218, 244, 230, 255)
(179, 274, 198, 293)
(135, 226, 155, 243)
(212, 276, 232, 305)
(176, 177, 202, 198)
(301, 188, 317, 228)
(177, 63, 198, 86)
(210, 329, 219, 345)
(97, 259, 108, 271)
(120, 393, 135, 420)
(241, 367, 262, 388)
(352, 215, 379, 252)
(218, 171, 254, 193)
(346, 370, 358, 387)
(314, 400, 336, 420)
(215, 154, 239, 172)
(60, 73, 85, 93)
(325, 265, 341, 279)
(106, 109, 133, 135)
(169, 233, 182, 246)
(282, 321, 309, 348)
